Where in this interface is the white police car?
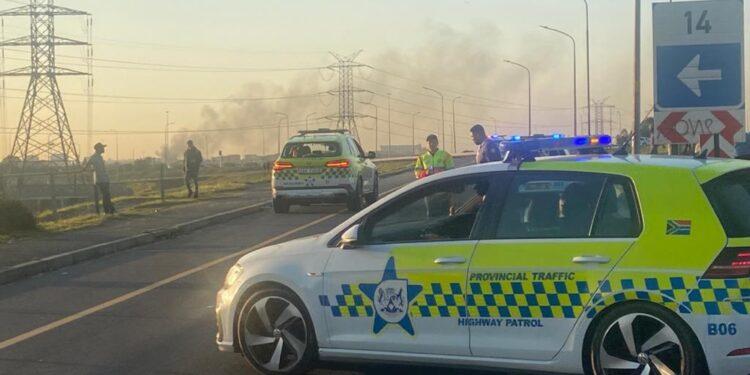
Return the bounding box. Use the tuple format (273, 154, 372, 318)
(216, 135, 750, 375)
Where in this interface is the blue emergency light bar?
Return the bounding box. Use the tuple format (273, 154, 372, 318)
(500, 134, 612, 162)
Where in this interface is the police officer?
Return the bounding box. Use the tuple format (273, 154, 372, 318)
(184, 140, 203, 198)
(414, 134, 454, 179)
(470, 124, 502, 163)
(83, 142, 116, 214)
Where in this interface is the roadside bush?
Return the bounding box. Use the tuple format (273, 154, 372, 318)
(0, 199, 36, 233)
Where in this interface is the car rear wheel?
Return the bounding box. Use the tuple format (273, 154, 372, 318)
(365, 174, 379, 206)
(273, 198, 289, 214)
(347, 179, 365, 212)
(585, 302, 706, 375)
(236, 288, 316, 375)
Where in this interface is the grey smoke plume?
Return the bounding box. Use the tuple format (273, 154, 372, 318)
(178, 19, 598, 157)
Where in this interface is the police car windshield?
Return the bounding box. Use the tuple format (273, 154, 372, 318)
(282, 142, 341, 158)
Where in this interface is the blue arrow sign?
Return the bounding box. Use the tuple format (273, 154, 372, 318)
(656, 43, 743, 109)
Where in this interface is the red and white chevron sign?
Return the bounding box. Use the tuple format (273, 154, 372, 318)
(654, 110, 745, 157)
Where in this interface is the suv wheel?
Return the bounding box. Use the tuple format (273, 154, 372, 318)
(585, 302, 707, 375)
(236, 288, 317, 374)
(365, 174, 379, 206)
(273, 198, 289, 214)
(347, 179, 364, 212)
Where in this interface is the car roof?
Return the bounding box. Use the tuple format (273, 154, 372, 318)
(286, 133, 349, 143)
(426, 154, 750, 184)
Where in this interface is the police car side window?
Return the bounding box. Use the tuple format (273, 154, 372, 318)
(591, 177, 641, 238)
(363, 176, 491, 244)
(495, 172, 606, 239)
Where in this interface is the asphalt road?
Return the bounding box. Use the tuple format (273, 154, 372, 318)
(0, 166, 549, 375)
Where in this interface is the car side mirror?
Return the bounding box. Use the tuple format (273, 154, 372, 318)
(366, 151, 376, 159)
(340, 224, 361, 249)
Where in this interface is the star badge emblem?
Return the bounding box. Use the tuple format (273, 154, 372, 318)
(359, 256, 422, 335)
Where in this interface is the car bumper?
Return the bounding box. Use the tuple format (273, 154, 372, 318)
(683, 306, 750, 375)
(215, 288, 237, 353)
(273, 186, 353, 202)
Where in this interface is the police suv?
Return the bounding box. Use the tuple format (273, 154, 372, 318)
(271, 129, 378, 213)
(218, 135, 750, 375)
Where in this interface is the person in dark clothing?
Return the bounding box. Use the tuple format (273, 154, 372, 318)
(184, 140, 203, 198)
(83, 142, 116, 214)
(470, 124, 502, 163)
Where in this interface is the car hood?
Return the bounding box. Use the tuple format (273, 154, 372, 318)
(236, 234, 327, 265)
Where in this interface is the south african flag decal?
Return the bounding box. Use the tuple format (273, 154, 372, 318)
(666, 220, 692, 235)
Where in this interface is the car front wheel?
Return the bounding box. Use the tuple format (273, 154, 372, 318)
(585, 302, 707, 375)
(236, 288, 316, 375)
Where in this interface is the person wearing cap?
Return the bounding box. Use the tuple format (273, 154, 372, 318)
(414, 134, 454, 179)
(83, 142, 116, 214)
(470, 124, 502, 164)
(183, 140, 203, 198)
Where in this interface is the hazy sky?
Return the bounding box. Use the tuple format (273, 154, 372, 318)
(0, 0, 747, 160)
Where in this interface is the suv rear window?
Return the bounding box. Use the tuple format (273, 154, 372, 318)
(703, 169, 750, 237)
(282, 142, 340, 158)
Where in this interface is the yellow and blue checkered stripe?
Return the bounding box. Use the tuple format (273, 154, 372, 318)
(320, 276, 750, 319)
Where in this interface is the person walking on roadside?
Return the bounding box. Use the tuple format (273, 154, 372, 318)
(184, 140, 203, 198)
(414, 134, 454, 179)
(83, 142, 116, 214)
(470, 124, 502, 164)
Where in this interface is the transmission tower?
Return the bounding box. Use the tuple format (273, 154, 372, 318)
(327, 51, 366, 141)
(591, 98, 615, 135)
(0, 0, 90, 170)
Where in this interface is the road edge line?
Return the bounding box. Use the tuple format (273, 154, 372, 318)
(0, 200, 270, 287)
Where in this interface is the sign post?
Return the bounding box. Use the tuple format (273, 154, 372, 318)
(653, 0, 745, 157)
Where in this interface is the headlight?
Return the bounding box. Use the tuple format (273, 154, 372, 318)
(223, 264, 244, 289)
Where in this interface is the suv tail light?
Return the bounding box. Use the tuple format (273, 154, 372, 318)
(703, 247, 750, 279)
(272, 161, 294, 171)
(325, 159, 350, 168)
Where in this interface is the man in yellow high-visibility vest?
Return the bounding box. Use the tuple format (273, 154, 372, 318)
(414, 134, 454, 179)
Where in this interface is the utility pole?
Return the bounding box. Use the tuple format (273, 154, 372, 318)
(164, 111, 173, 166)
(423, 86, 445, 145)
(633, 0, 641, 154)
(387, 93, 391, 157)
(1, 0, 91, 170)
(411, 111, 420, 155)
(583, 0, 592, 135)
(541, 25, 577, 136)
(274, 112, 288, 154)
(359, 102, 378, 152)
(505, 60, 532, 136)
(451, 96, 461, 153)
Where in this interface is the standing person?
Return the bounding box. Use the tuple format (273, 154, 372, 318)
(83, 142, 116, 214)
(470, 124, 502, 164)
(414, 134, 454, 179)
(184, 140, 203, 198)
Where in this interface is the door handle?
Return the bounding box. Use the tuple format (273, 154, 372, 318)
(434, 256, 466, 265)
(572, 255, 611, 264)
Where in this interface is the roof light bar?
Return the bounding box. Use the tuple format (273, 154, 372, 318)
(499, 134, 613, 163)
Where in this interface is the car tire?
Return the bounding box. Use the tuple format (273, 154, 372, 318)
(236, 287, 317, 375)
(273, 198, 289, 214)
(584, 302, 707, 375)
(364, 174, 379, 206)
(347, 179, 364, 212)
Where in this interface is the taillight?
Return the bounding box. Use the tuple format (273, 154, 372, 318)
(703, 247, 750, 279)
(272, 161, 294, 171)
(325, 159, 350, 168)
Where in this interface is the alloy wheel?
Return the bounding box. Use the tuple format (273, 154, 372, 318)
(241, 296, 308, 372)
(597, 313, 684, 375)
